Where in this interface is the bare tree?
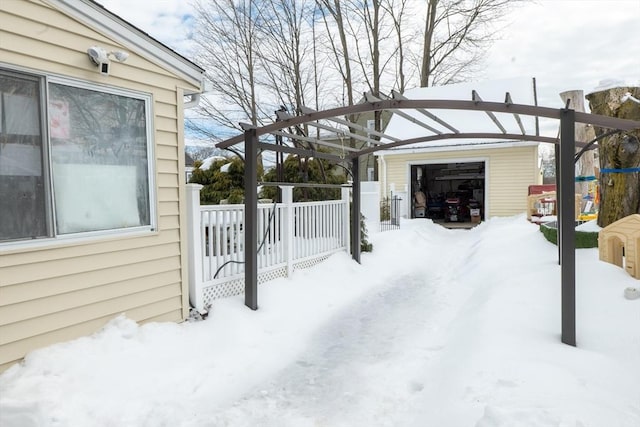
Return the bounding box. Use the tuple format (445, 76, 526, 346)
(256, 0, 331, 193)
(316, 0, 356, 108)
(188, 146, 222, 161)
(419, 0, 520, 87)
(316, 0, 412, 181)
(191, 0, 268, 168)
(382, 0, 412, 93)
(194, 0, 265, 125)
(348, 0, 411, 124)
(194, 0, 520, 128)
(256, 0, 317, 114)
(190, 0, 523, 182)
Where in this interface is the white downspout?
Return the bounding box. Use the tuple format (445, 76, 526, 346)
(183, 92, 201, 109)
(379, 154, 387, 197)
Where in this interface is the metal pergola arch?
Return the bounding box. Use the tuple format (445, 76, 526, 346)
(216, 96, 640, 347)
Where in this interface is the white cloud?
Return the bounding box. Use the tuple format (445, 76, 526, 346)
(95, 0, 196, 55)
(483, 0, 640, 110)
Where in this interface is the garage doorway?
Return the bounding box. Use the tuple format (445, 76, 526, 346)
(410, 161, 486, 224)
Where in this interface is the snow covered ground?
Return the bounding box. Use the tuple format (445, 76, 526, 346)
(1, 215, 638, 427)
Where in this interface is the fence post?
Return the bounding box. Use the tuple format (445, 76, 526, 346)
(280, 186, 294, 277)
(186, 183, 204, 313)
(244, 128, 258, 310)
(342, 186, 351, 255)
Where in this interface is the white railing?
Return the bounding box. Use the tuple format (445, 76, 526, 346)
(186, 185, 351, 311)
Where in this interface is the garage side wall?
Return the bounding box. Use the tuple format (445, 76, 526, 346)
(0, 0, 196, 371)
(381, 144, 540, 218)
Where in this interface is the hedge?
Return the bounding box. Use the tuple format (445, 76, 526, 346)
(539, 221, 599, 248)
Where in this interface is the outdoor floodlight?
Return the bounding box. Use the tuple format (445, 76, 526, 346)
(110, 50, 129, 62)
(87, 46, 129, 76)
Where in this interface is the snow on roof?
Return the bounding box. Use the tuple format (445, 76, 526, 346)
(381, 77, 538, 151)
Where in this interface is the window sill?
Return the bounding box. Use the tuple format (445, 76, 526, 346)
(0, 227, 158, 255)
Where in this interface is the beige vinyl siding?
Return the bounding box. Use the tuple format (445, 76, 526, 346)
(486, 145, 539, 216)
(0, 0, 198, 370)
(381, 144, 539, 218)
(1, 257, 182, 305)
(0, 297, 182, 372)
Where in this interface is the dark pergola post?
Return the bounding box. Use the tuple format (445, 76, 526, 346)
(559, 109, 576, 346)
(244, 128, 258, 310)
(351, 157, 361, 263)
(554, 143, 561, 265)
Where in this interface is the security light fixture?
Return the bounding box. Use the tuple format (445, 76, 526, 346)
(87, 46, 129, 76)
(110, 50, 129, 62)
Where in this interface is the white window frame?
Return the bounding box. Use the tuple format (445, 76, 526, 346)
(0, 66, 157, 250)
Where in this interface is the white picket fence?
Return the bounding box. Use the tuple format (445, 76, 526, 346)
(186, 184, 351, 311)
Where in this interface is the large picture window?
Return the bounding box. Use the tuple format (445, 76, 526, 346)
(48, 83, 151, 234)
(0, 69, 155, 244)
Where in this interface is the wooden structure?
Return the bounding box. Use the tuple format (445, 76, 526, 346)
(599, 214, 640, 279)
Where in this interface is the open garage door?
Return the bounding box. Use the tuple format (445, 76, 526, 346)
(410, 161, 485, 224)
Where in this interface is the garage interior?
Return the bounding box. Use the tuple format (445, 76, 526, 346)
(411, 161, 485, 226)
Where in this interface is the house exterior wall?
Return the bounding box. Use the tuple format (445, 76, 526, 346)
(0, 0, 198, 371)
(379, 144, 540, 218)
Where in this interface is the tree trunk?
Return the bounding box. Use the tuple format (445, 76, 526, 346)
(586, 86, 640, 227)
(420, 0, 438, 87)
(559, 90, 596, 200)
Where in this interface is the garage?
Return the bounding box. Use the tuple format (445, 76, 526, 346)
(410, 161, 485, 223)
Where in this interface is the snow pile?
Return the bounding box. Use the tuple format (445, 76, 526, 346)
(1, 215, 638, 426)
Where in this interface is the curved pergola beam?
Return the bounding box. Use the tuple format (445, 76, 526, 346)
(354, 132, 559, 158)
(216, 99, 640, 150)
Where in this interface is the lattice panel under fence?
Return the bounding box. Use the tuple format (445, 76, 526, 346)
(202, 279, 244, 304)
(201, 253, 339, 307)
(293, 254, 331, 270)
(258, 266, 288, 284)
(202, 266, 288, 306)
